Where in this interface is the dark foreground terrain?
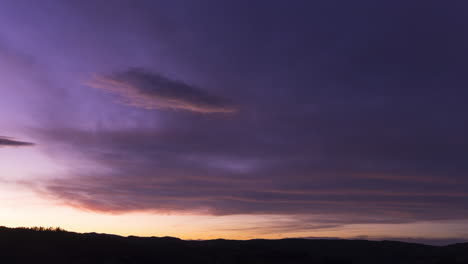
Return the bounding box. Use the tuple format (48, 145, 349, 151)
(0, 226, 467, 263)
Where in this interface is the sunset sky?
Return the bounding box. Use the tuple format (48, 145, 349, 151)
(1, 0, 468, 245)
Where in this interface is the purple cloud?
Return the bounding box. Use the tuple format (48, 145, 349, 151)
(89, 68, 238, 113)
(30, 126, 468, 224)
(0, 136, 34, 147)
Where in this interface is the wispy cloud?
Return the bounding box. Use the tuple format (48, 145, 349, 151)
(0, 136, 34, 147)
(89, 68, 238, 113)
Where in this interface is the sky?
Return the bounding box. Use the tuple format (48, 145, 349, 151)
(1, 0, 468, 245)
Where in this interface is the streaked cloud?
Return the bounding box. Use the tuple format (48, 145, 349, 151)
(0, 136, 34, 147)
(89, 68, 238, 113)
(29, 127, 468, 223)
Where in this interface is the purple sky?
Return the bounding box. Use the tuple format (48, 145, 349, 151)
(1, 0, 468, 243)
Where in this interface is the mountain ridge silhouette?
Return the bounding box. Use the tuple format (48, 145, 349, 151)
(1, 226, 467, 263)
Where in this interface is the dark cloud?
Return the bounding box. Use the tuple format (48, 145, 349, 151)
(31, 125, 468, 223)
(90, 68, 238, 113)
(0, 136, 34, 147)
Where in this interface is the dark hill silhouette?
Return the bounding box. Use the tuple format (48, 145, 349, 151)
(0, 226, 467, 263)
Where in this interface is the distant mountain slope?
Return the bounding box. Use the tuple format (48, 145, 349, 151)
(0, 226, 467, 263)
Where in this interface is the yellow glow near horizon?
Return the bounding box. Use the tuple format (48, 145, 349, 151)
(1, 147, 468, 241)
(1, 186, 468, 241)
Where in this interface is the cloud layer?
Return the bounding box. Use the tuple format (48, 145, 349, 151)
(29, 0, 468, 224)
(2, 0, 468, 235)
(32, 121, 468, 224)
(90, 68, 238, 113)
